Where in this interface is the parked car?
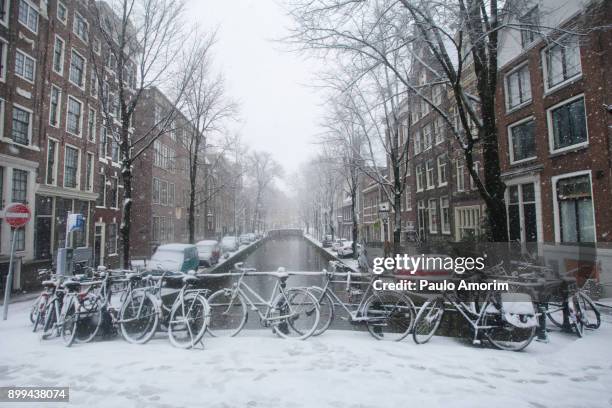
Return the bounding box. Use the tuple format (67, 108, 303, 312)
(147, 244, 199, 272)
(196, 240, 221, 267)
(321, 235, 333, 248)
(331, 239, 347, 252)
(337, 241, 361, 258)
(239, 234, 251, 245)
(220, 236, 239, 252)
(247, 233, 256, 242)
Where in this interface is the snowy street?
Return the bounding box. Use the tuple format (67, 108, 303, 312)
(1, 300, 611, 408)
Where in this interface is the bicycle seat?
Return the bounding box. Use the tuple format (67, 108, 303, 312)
(64, 281, 81, 291)
(183, 275, 200, 285)
(42, 280, 57, 288)
(126, 273, 141, 282)
(271, 267, 289, 280)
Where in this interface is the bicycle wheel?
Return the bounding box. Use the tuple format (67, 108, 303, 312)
(61, 297, 78, 347)
(412, 297, 445, 344)
(273, 288, 320, 340)
(41, 302, 58, 340)
(576, 292, 600, 330)
(364, 291, 414, 341)
(33, 296, 48, 332)
(546, 301, 565, 328)
(119, 291, 159, 344)
(29, 295, 43, 324)
(309, 286, 334, 336)
(570, 296, 584, 337)
(484, 313, 536, 351)
(74, 295, 103, 344)
(168, 292, 210, 349)
(206, 289, 247, 337)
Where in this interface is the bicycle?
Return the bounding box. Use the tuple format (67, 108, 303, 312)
(206, 263, 320, 340)
(412, 277, 537, 351)
(119, 270, 210, 348)
(309, 261, 415, 341)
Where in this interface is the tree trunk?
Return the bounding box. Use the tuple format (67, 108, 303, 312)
(350, 187, 358, 259)
(120, 159, 132, 268)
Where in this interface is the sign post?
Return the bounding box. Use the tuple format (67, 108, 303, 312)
(1, 203, 32, 320)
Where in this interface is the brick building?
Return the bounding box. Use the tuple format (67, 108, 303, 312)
(496, 0, 611, 245)
(0, 0, 128, 291)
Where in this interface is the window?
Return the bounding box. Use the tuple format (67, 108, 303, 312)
(153, 217, 161, 242)
(413, 130, 421, 155)
(66, 97, 83, 136)
(34, 195, 53, 259)
(417, 200, 427, 236)
(425, 160, 435, 189)
(93, 39, 101, 55)
(88, 108, 96, 142)
(12, 169, 28, 203)
(18, 0, 38, 33)
(505, 64, 531, 109)
(423, 124, 432, 150)
(49, 86, 61, 127)
(508, 118, 536, 163)
(169, 183, 175, 206)
(440, 197, 450, 234)
(0, 0, 9, 26)
(507, 183, 538, 243)
(108, 177, 118, 208)
(416, 164, 424, 192)
(544, 35, 581, 91)
(405, 186, 412, 211)
(437, 154, 447, 186)
(555, 174, 594, 243)
(152, 178, 160, 204)
(85, 153, 94, 191)
(111, 138, 119, 163)
(64, 146, 80, 188)
(0, 38, 8, 81)
(160, 180, 168, 205)
(428, 199, 438, 234)
(46, 139, 58, 185)
(107, 224, 118, 255)
(456, 160, 465, 192)
(421, 98, 430, 117)
(455, 206, 481, 241)
(432, 84, 443, 106)
(90, 70, 99, 97)
(519, 7, 539, 48)
(56, 1, 67, 24)
(99, 126, 107, 157)
(11, 105, 32, 145)
(434, 117, 444, 145)
(96, 174, 106, 207)
(15, 228, 25, 251)
(548, 96, 587, 152)
(69, 50, 86, 88)
(470, 162, 480, 190)
(52, 36, 65, 74)
(15, 49, 35, 82)
(73, 12, 89, 43)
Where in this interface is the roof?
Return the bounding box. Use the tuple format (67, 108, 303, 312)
(157, 244, 196, 251)
(196, 240, 218, 245)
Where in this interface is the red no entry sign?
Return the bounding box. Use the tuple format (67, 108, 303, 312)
(3, 203, 31, 228)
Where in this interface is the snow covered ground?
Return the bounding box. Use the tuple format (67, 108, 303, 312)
(1, 299, 611, 408)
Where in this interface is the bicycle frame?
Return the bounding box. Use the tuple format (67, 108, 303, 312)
(440, 291, 501, 336)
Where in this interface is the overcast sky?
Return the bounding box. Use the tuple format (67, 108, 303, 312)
(185, 0, 324, 176)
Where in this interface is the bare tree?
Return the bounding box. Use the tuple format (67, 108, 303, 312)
(180, 30, 238, 243)
(248, 152, 283, 233)
(88, 0, 206, 265)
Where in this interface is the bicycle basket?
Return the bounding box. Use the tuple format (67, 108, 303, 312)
(500, 293, 537, 329)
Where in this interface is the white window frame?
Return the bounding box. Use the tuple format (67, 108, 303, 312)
(0, 0, 10, 27)
(425, 160, 435, 190)
(96, 174, 107, 208)
(66, 95, 84, 137)
(428, 199, 438, 234)
(52, 35, 65, 75)
(0, 36, 8, 82)
(413, 130, 421, 155)
(434, 117, 444, 145)
(17, 0, 38, 34)
(456, 160, 465, 192)
(14, 48, 36, 83)
(87, 106, 96, 142)
(49, 85, 62, 128)
(85, 152, 95, 192)
(423, 124, 432, 151)
(63, 144, 81, 189)
(10, 103, 33, 146)
(542, 34, 582, 95)
(454, 205, 481, 241)
(46, 137, 59, 186)
(69, 48, 87, 89)
(440, 197, 451, 234)
(551, 170, 596, 243)
(110, 176, 119, 209)
(504, 61, 531, 112)
(56, 1, 67, 25)
(470, 161, 480, 190)
(405, 186, 412, 211)
(73, 11, 89, 43)
(508, 116, 536, 164)
(546, 94, 588, 155)
(504, 175, 543, 244)
(416, 164, 424, 192)
(437, 154, 447, 187)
